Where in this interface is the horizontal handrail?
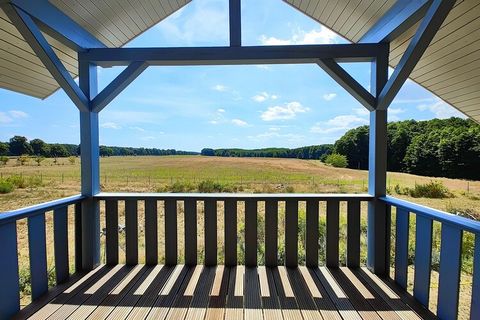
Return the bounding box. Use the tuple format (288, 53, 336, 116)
(95, 192, 373, 201)
(0, 194, 85, 226)
(380, 195, 480, 234)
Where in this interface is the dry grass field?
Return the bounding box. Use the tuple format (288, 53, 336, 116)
(1, 155, 479, 318)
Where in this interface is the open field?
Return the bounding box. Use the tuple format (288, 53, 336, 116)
(1, 155, 479, 318)
(1, 155, 479, 213)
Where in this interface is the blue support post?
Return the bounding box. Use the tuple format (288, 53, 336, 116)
(367, 44, 389, 275)
(79, 59, 100, 270)
(0, 222, 20, 319)
(229, 0, 241, 47)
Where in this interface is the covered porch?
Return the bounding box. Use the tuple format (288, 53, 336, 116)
(0, 0, 479, 319)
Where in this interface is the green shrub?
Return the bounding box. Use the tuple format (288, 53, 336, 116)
(168, 181, 195, 193)
(407, 181, 453, 198)
(7, 175, 27, 188)
(0, 180, 14, 193)
(17, 154, 30, 166)
(325, 153, 348, 168)
(0, 156, 8, 165)
(198, 180, 225, 193)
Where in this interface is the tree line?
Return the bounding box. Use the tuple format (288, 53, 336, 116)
(201, 145, 334, 160)
(0, 136, 198, 158)
(334, 117, 480, 180)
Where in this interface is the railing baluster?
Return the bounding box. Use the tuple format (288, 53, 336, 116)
(224, 199, 237, 266)
(204, 199, 217, 266)
(164, 199, 177, 265)
(306, 200, 319, 267)
(245, 199, 257, 267)
(285, 200, 298, 267)
(145, 199, 158, 265)
(326, 200, 339, 268)
(437, 224, 462, 320)
(265, 200, 278, 267)
(28, 213, 48, 300)
(347, 200, 360, 268)
(413, 215, 433, 307)
(184, 199, 197, 266)
(74, 202, 82, 272)
(54, 206, 69, 284)
(394, 207, 409, 289)
(0, 222, 19, 318)
(105, 199, 119, 265)
(125, 199, 138, 265)
(471, 234, 480, 319)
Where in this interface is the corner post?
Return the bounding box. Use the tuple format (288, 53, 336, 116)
(229, 0, 241, 47)
(367, 44, 389, 275)
(78, 59, 100, 270)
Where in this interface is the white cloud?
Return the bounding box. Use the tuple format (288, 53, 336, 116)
(231, 119, 249, 127)
(354, 108, 369, 116)
(130, 126, 146, 132)
(248, 130, 304, 143)
(9, 110, 28, 118)
(217, 108, 225, 113)
(259, 26, 339, 46)
(311, 115, 368, 134)
(323, 93, 337, 101)
(212, 84, 227, 92)
(417, 99, 466, 119)
(260, 101, 309, 121)
(101, 122, 121, 129)
(0, 110, 29, 124)
(252, 92, 278, 102)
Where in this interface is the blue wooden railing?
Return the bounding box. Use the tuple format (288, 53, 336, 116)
(381, 196, 480, 320)
(0, 195, 85, 319)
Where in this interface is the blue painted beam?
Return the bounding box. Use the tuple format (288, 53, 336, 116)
(413, 215, 433, 307)
(394, 208, 409, 289)
(229, 0, 241, 47)
(79, 44, 382, 67)
(4, 5, 89, 112)
(0, 222, 20, 319)
(377, 0, 455, 110)
(10, 0, 105, 50)
(360, 0, 432, 43)
(317, 58, 375, 111)
(79, 59, 100, 270)
(54, 207, 70, 284)
(28, 213, 48, 301)
(91, 61, 148, 113)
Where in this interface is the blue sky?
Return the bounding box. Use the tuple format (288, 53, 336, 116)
(0, 0, 466, 151)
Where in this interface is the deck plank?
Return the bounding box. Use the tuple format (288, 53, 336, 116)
(19, 265, 438, 320)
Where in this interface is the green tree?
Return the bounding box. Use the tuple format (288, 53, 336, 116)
(325, 153, 348, 168)
(49, 144, 69, 157)
(30, 138, 50, 156)
(0, 142, 9, 156)
(9, 136, 32, 156)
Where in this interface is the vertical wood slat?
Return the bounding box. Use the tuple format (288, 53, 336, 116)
(385, 205, 392, 277)
(306, 200, 319, 267)
(285, 200, 298, 268)
(125, 199, 138, 265)
(204, 199, 217, 266)
(470, 234, 480, 319)
(224, 199, 237, 266)
(245, 199, 257, 267)
(74, 202, 82, 272)
(347, 200, 361, 268)
(164, 199, 178, 266)
(437, 224, 462, 320)
(265, 200, 278, 267)
(184, 199, 197, 266)
(326, 200, 339, 268)
(105, 199, 119, 265)
(28, 213, 48, 300)
(394, 207, 409, 289)
(0, 222, 20, 318)
(145, 199, 158, 265)
(53, 206, 69, 284)
(413, 215, 433, 307)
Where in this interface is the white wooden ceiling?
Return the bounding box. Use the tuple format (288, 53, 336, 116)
(285, 0, 480, 122)
(0, 0, 190, 99)
(0, 0, 479, 123)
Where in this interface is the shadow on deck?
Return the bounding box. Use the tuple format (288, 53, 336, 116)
(15, 265, 436, 320)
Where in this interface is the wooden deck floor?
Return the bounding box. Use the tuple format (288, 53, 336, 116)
(15, 265, 436, 320)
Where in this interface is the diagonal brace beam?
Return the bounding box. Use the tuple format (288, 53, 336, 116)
(360, 0, 432, 43)
(318, 59, 375, 111)
(5, 5, 89, 112)
(377, 0, 455, 110)
(91, 61, 149, 113)
(9, 0, 106, 50)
